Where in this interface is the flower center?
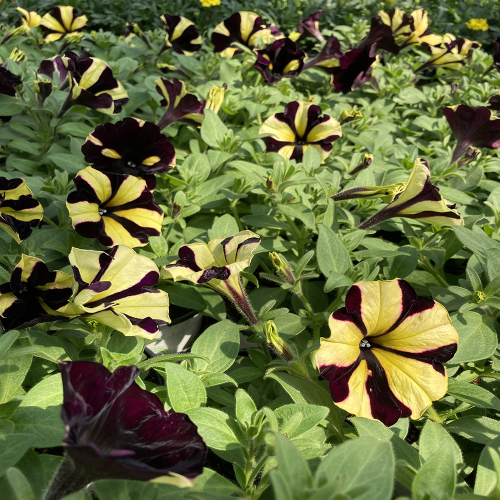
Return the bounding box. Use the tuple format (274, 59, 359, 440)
(359, 339, 371, 349)
(98, 209, 107, 215)
(127, 161, 136, 168)
(296, 140, 305, 145)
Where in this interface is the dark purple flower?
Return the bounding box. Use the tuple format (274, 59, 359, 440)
(489, 94, 500, 111)
(358, 16, 401, 54)
(297, 11, 324, 42)
(443, 105, 500, 165)
(330, 44, 379, 94)
(494, 36, 500, 73)
(37, 55, 71, 88)
(44, 361, 206, 500)
(161, 15, 202, 55)
(303, 35, 344, 71)
(0, 67, 22, 122)
(254, 38, 305, 84)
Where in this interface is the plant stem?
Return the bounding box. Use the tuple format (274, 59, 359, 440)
(420, 259, 449, 288)
(312, 323, 322, 343)
(426, 405, 444, 424)
(283, 215, 304, 258)
(231, 201, 244, 231)
(295, 286, 314, 317)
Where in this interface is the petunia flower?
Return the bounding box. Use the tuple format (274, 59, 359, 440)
(81, 118, 175, 190)
(443, 105, 500, 165)
(161, 15, 202, 55)
(66, 167, 163, 248)
(58, 51, 128, 116)
(40, 6, 87, 43)
(17, 7, 42, 31)
(0, 67, 22, 123)
(358, 17, 401, 54)
(358, 158, 464, 229)
(0, 255, 74, 332)
(0, 177, 43, 243)
(493, 36, 500, 74)
(37, 55, 71, 88)
(303, 35, 344, 72)
(155, 77, 205, 130)
(254, 38, 306, 84)
(332, 183, 406, 203)
(316, 279, 458, 426)
(163, 230, 260, 324)
(44, 361, 206, 500)
(259, 101, 342, 162)
(62, 245, 170, 338)
(296, 11, 324, 42)
(211, 11, 278, 59)
(330, 44, 380, 94)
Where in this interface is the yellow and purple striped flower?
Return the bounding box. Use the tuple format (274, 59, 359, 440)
(316, 279, 458, 426)
(259, 101, 342, 162)
(66, 167, 163, 248)
(161, 15, 202, 55)
(40, 6, 87, 43)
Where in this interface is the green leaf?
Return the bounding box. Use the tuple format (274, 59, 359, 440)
(160, 283, 207, 311)
(447, 378, 500, 411)
(418, 420, 462, 466)
(28, 330, 78, 362)
(0, 331, 20, 359)
(191, 320, 240, 373)
(0, 354, 32, 404)
(9, 139, 40, 156)
(0, 434, 36, 477)
(273, 313, 309, 339)
(47, 153, 86, 175)
(164, 362, 206, 412)
(316, 436, 395, 500)
(324, 272, 354, 293)
(201, 110, 229, 148)
(316, 224, 351, 277)
(446, 417, 500, 444)
(209, 214, 240, 239)
(192, 468, 242, 496)
(274, 404, 329, 439)
(474, 436, 500, 496)
(383, 246, 418, 280)
(5, 467, 35, 500)
(0, 94, 24, 116)
(450, 312, 498, 363)
(278, 203, 316, 229)
(149, 235, 168, 257)
(93, 479, 165, 500)
(412, 442, 456, 500)
(200, 372, 238, 388)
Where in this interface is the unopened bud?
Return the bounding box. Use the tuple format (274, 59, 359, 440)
(474, 290, 486, 303)
(332, 182, 406, 203)
(9, 47, 27, 63)
(266, 175, 276, 194)
(265, 320, 293, 361)
(457, 147, 479, 169)
(269, 252, 295, 285)
(350, 154, 374, 175)
(172, 202, 182, 219)
(34, 79, 52, 100)
(340, 109, 363, 124)
(205, 84, 227, 114)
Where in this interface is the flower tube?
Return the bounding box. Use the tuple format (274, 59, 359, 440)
(296, 11, 324, 42)
(40, 6, 87, 43)
(303, 36, 344, 72)
(44, 361, 206, 500)
(260, 101, 342, 162)
(316, 279, 458, 426)
(163, 230, 260, 324)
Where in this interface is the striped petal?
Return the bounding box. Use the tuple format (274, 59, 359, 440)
(40, 7, 87, 42)
(162, 15, 202, 55)
(67, 167, 163, 248)
(316, 279, 458, 426)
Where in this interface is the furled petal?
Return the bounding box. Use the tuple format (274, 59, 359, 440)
(358, 17, 401, 54)
(297, 11, 324, 42)
(332, 183, 406, 203)
(416, 40, 465, 72)
(161, 15, 202, 55)
(0, 66, 22, 119)
(17, 7, 41, 30)
(443, 105, 500, 165)
(37, 55, 70, 87)
(303, 36, 344, 71)
(316, 279, 458, 426)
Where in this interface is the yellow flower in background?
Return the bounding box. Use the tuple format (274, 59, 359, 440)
(200, 0, 220, 7)
(466, 18, 489, 31)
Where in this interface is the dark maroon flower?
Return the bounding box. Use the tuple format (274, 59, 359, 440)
(161, 15, 202, 55)
(82, 118, 175, 190)
(489, 94, 500, 111)
(358, 16, 401, 54)
(443, 105, 500, 165)
(303, 35, 344, 71)
(493, 36, 500, 74)
(37, 55, 70, 88)
(330, 44, 379, 94)
(297, 11, 324, 42)
(0, 67, 22, 122)
(254, 38, 305, 84)
(44, 361, 206, 500)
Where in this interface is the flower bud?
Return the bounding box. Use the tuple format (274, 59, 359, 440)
(34, 79, 52, 99)
(269, 252, 295, 285)
(205, 84, 227, 114)
(332, 182, 406, 203)
(265, 320, 293, 361)
(172, 202, 182, 219)
(266, 175, 276, 194)
(340, 109, 363, 124)
(9, 48, 27, 63)
(457, 147, 479, 169)
(350, 153, 374, 175)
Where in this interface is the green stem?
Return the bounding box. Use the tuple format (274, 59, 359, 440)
(295, 287, 314, 317)
(312, 323, 321, 343)
(231, 201, 244, 231)
(43, 216, 58, 229)
(420, 260, 449, 288)
(426, 405, 444, 424)
(327, 286, 348, 314)
(283, 215, 304, 258)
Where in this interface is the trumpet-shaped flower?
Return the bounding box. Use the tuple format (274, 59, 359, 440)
(316, 279, 458, 426)
(155, 78, 205, 130)
(161, 15, 202, 55)
(163, 231, 260, 323)
(0, 255, 74, 332)
(332, 183, 406, 203)
(81, 118, 175, 190)
(297, 11, 324, 42)
(211, 11, 278, 59)
(67, 167, 163, 248)
(0, 177, 43, 243)
(38, 55, 71, 88)
(254, 38, 305, 84)
(303, 36, 344, 72)
(358, 158, 463, 229)
(260, 101, 342, 162)
(62, 51, 129, 116)
(40, 6, 87, 43)
(331, 44, 379, 94)
(0, 68, 22, 121)
(17, 7, 42, 31)
(64, 246, 170, 338)
(443, 105, 500, 165)
(416, 36, 479, 72)
(44, 361, 206, 500)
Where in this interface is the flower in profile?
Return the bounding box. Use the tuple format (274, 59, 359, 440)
(0, 67, 22, 122)
(297, 11, 324, 42)
(0, 177, 43, 242)
(254, 38, 305, 83)
(40, 6, 87, 43)
(211, 11, 278, 59)
(163, 230, 261, 324)
(18, 7, 42, 31)
(161, 15, 202, 55)
(37, 55, 71, 88)
(64, 245, 170, 338)
(331, 44, 379, 94)
(467, 18, 489, 31)
(443, 105, 500, 165)
(200, 0, 220, 6)
(332, 183, 406, 203)
(358, 158, 464, 229)
(67, 167, 163, 248)
(303, 35, 344, 72)
(82, 118, 175, 190)
(316, 279, 458, 426)
(60, 51, 129, 116)
(260, 101, 342, 162)
(0, 255, 74, 332)
(399, 9, 443, 47)
(155, 78, 205, 130)
(358, 17, 401, 54)
(44, 361, 206, 500)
